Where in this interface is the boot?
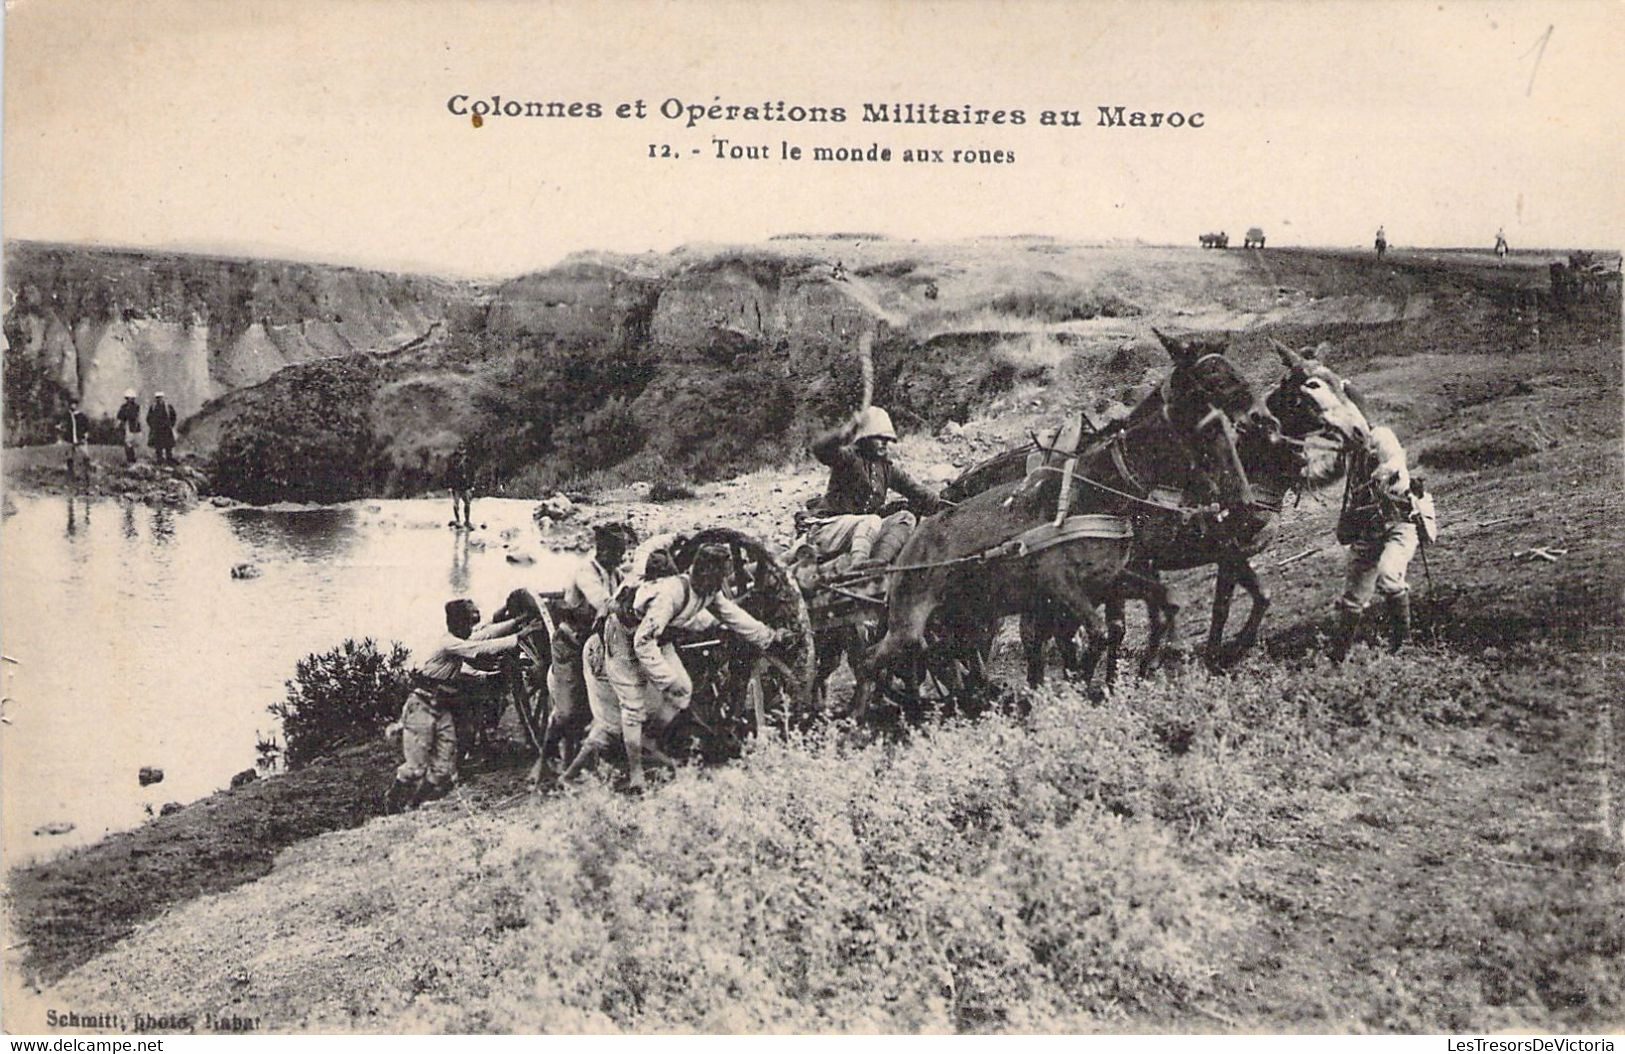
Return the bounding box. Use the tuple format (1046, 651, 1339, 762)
(383, 778, 418, 814)
(1328, 606, 1363, 663)
(1384, 593, 1412, 653)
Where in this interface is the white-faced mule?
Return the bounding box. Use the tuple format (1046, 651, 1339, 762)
(861, 329, 1275, 719)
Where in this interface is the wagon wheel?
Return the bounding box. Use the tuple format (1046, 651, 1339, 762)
(508, 620, 553, 754)
(742, 653, 804, 739)
(681, 526, 818, 745)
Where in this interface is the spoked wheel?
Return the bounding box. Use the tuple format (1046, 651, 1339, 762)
(686, 527, 817, 714)
(742, 653, 804, 738)
(509, 624, 553, 755)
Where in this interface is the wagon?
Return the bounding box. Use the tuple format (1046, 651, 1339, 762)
(1244, 227, 1266, 249)
(506, 527, 819, 764)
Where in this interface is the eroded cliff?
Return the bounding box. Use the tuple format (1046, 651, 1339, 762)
(2, 242, 476, 441)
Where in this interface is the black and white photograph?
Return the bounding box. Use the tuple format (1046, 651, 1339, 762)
(2, 0, 1621, 1037)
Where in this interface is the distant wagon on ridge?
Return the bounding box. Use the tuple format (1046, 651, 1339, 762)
(1199, 231, 1230, 249)
(1244, 227, 1266, 249)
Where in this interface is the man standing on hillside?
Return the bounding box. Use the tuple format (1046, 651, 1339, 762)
(146, 392, 178, 464)
(1329, 426, 1430, 660)
(62, 399, 92, 484)
(115, 390, 142, 464)
(806, 406, 942, 574)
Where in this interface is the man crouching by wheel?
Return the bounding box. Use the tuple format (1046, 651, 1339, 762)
(560, 542, 793, 791)
(385, 598, 534, 812)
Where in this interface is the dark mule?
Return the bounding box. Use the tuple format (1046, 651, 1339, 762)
(863, 331, 1274, 715)
(1011, 338, 1366, 683)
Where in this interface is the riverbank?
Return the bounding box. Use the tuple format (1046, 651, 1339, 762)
(2, 444, 214, 506)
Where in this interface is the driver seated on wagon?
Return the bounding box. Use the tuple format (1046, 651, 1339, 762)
(803, 406, 943, 575)
(561, 542, 792, 791)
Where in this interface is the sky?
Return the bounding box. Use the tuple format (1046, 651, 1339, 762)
(3, 0, 1621, 277)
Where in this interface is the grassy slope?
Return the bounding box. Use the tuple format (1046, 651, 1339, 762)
(6, 250, 1621, 1033)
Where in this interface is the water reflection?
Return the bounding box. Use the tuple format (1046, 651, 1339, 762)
(224, 507, 358, 560)
(64, 496, 93, 538)
(3, 493, 578, 864)
(150, 506, 176, 544)
(450, 530, 472, 593)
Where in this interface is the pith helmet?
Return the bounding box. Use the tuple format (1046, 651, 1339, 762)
(855, 406, 897, 442)
(124, 389, 137, 399)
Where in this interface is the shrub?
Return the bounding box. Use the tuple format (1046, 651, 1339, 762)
(210, 357, 386, 503)
(988, 288, 1141, 323)
(649, 479, 697, 502)
(270, 637, 411, 768)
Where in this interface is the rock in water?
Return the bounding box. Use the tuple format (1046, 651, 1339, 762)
(138, 765, 164, 786)
(534, 494, 575, 521)
(505, 550, 537, 565)
(231, 562, 261, 579)
(160, 802, 183, 816)
(34, 821, 75, 836)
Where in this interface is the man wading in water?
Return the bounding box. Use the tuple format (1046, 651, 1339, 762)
(446, 446, 474, 529)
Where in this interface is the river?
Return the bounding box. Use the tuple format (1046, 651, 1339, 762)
(1, 493, 579, 864)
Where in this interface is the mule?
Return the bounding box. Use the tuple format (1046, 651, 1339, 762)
(862, 330, 1275, 716)
(952, 337, 1366, 683)
(1055, 338, 1368, 679)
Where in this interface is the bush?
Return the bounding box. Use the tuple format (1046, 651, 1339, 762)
(988, 288, 1141, 323)
(210, 357, 387, 503)
(270, 637, 411, 768)
(649, 479, 697, 502)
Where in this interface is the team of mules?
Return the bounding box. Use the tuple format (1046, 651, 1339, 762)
(843, 330, 1370, 718)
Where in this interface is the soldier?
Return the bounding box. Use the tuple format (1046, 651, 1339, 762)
(146, 392, 178, 464)
(446, 446, 474, 528)
(385, 598, 533, 811)
(561, 543, 791, 791)
(527, 522, 637, 783)
(115, 390, 142, 464)
(62, 399, 92, 483)
(805, 406, 941, 575)
(1329, 425, 1430, 660)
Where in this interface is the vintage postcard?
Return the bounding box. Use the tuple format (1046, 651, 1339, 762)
(2, 0, 1621, 1037)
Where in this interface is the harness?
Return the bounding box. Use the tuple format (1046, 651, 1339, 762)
(1338, 442, 1410, 533)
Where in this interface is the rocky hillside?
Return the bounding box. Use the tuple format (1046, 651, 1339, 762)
(11, 237, 1586, 504)
(1, 241, 478, 442)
